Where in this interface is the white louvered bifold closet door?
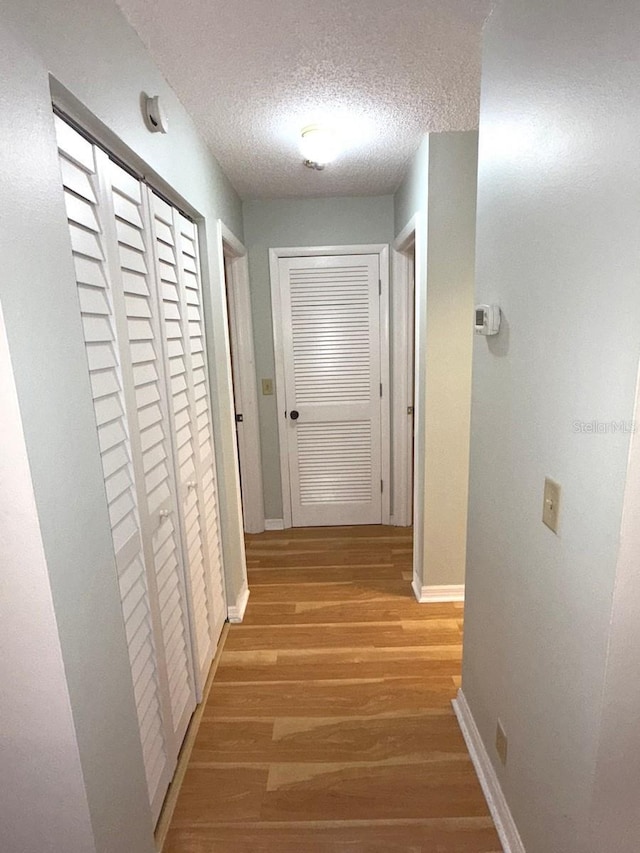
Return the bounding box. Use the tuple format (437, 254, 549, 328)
(176, 213, 227, 655)
(100, 159, 197, 751)
(150, 193, 226, 692)
(54, 115, 225, 823)
(54, 117, 172, 821)
(279, 254, 383, 527)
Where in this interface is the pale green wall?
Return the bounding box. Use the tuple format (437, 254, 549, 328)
(423, 132, 478, 585)
(243, 195, 395, 520)
(394, 137, 429, 236)
(462, 1, 640, 850)
(393, 132, 478, 589)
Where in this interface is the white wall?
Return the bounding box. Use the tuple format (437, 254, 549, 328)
(393, 133, 477, 590)
(1, 1, 246, 849)
(242, 195, 395, 520)
(0, 302, 96, 853)
(589, 371, 640, 851)
(461, 1, 640, 850)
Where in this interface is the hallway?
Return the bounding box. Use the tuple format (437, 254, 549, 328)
(164, 526, 500, 852)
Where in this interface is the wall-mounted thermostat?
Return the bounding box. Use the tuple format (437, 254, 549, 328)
(475, 304, 501, 336)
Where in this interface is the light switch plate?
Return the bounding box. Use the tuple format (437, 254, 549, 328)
(262, 378, 274, 396)
(543, 477, 561, 533)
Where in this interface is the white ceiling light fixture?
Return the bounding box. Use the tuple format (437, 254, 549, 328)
(300, 124, 341, 170)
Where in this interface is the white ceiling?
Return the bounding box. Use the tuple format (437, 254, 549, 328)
(116, 0, 493, 199)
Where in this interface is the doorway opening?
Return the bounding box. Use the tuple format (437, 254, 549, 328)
(391, 219, 417, 528)
(217, 221, 265, 534)
(228, 225, 424, 594)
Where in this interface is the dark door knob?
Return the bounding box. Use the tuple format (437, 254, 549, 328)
(290, 410, 299, 420)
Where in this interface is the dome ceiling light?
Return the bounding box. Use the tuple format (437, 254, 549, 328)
(300, 124, 341, 170)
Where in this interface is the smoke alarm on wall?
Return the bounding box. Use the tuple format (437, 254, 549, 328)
(143, 95, 168, 134)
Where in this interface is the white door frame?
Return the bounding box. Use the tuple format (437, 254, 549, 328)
(391, 216, 417, 527)
(269, 244, 390, 529)
(393, 214, 426, 595)
(217, 221, 265, 534)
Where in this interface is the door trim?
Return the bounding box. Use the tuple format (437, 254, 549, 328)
(269, 244, 390, 529)
(393, 214, 427, 597)
(217, 221, 265, 534)
(392, 216, 418, 527)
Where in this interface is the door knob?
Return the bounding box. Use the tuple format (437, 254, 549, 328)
(187, 481, 196, 490)
(159, 509, 170, 522)
(290, 410, 299, 420)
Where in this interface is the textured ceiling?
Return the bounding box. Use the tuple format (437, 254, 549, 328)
(116, 0, 493, 199)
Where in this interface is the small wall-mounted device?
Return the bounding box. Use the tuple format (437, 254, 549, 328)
(143, 95, 168, 134)
(475, 304, 501, 336)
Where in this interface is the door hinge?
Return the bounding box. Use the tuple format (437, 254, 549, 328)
(381, 479, 384, 493)
(379, 278, 382, 296)
(407, 406, 414, 415)
(380, 383, 383, 398)
(235, 413, 244, 423)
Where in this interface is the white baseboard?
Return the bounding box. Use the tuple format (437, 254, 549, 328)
(264, 518, 285, 531)
(412, 574, 423, 602)
(412, 581, 465, 603)
(452, 688, 525, 853)
(227, 585, 250, 623)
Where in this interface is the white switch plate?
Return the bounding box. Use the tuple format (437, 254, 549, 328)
(543, 477, 561, 533)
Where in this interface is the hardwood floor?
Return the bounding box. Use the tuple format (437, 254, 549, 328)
(164, 526, 500, 852)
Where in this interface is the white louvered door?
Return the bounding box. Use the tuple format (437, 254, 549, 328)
(99, 158, 197, 752)
(55, 115, 225, 823)
(278, 254, 383, 526)
(150, 193, 226, 694)
(55, 117, 172, 821)
(176, 211, 227, 660)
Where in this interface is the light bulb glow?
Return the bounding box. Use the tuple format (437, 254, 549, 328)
(300, 125, 341, 165)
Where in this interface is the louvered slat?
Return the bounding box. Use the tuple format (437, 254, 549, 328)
(297, 421, 374, 503)
(289, 267, 371, 405)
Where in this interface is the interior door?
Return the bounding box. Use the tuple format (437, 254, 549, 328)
(151, 192, 226, 692)
(55, 113, 227, 822)
(100, 157, 197, 757)
(55, 117, 174, 821)
(278, 254, 383, 527)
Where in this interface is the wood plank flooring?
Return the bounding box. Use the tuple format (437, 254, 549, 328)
(164, 526, 500, 853)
